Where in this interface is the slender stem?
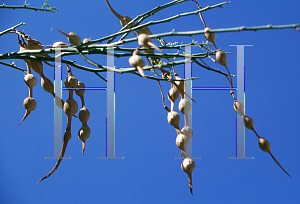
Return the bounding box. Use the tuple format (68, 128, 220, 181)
(0, 22, 25, 36)
(0, 4, 57, 13)
(0, 61, 26, 72)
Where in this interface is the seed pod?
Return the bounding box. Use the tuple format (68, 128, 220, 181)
(138, 34, 160, 51)
(64, 73, 78, 90)
(136, 26, 153, 36)
(105, 0, 134, 28)
(243, 115, 254, 130)
(234, 101, 244, 116)
(78, 125, 91, 155)
(31, 60, 43, 76)
(79, 106, 90, 125)
(258, 137, 271, 153)
(178, 98, 191, 115)
(55, 96, 64, 109)
(174, 73, 185, 98)
(176, 133, 189, 151)
(41, 77, 55, 97)
(24, 74, 37, 88)
(167, 110, 180, 130)
(27, 39, 43, 50)
(216, 50, 227, 67)
(52, 41, 69, 48)
(53, 28, 81, 46)
(63, 98, 78, 117)
(83, 38, 91, 44)
(19, 97, 37, 125)
(129, 49, 145, 78)
(75, 81, 85, 97)
(181, 151, 195, 195)
(204, 27, 215, 43)
(181, 126, 193, 140)
(168, 86, 179, 112)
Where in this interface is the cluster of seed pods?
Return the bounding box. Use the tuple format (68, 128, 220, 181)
(199, 4, 292, 178)
(164, 74, 195, 195)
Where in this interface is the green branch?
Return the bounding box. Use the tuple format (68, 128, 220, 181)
(0, 61, 26, 72)
(0, 22, 25, 36)
(0, 2, 57, 13)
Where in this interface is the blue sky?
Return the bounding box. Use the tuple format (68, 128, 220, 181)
(0, 0, 300, 203)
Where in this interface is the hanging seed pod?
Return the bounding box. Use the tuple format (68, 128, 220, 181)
(52, 41, 69, 48)
(258, 137, 291, 177)
(216, 50, 227, 67)
(27, 39, 43, 50)
(243, 115, 254, 130)
(41, 77, 55, 97)
(24, 74, 37, 88)
(204, 27, 215, 44)
(168, 86, 179, 112)
(19, 97, 37, 125)
(30, 60, 43, 76)
(181, 126, 193, 140)
(174, 73, 185, 98)
(78, 125, 91, 155)
(79, 107, 90, 125)
(176, 133, 189, 151)
(64, 72, 78, 90)
(55, 96, 64, 109)
(129, 48, 145, 78)
(53, 28, 81, 46)
(258, 137, 271, 153)
(63, 98, 78, 117)
(234, 101, 244, 116)
(138, 34, 160, 51)
(181, 151, 195, 195)
(136, 26, 153, 36)
(105, 0, 135, 28)
(165, 106, 180, 130)
(75, 81, 86, 107)
(178, 98, 191, 115)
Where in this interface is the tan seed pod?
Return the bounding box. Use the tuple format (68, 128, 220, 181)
(53, 28, 81, 46)
(176, 133, 189, 151)
(136, 26, 153, 36)
(168, 86, 179, 103)
(105, 0, 135, 28)
(258, 137, 271, 153)
(178, 98, 191, 115)
(129, 50, 145, 78)
(216, 50, 227, 67)
(64, 74, 78, 90)
(30, 60, 43, 76)
(204, 27, 215, 43)
(24, 74, 37, 88)
(78, 125, 91, 155)
(63, 98, 78, 117)
(82, 38, 91, 44)
(55, 96, 64, 109)
(27, 39, 43, 51)
(181, 156, 195, 174)
(41, 77, 55, 97)
(181, 126, 193, 140)
(79, 106, 90, 124)
(52, 41, 69, 48)
(137, 34, 160, 51)
(19, 97, 37, 125)
(234, 101, 244, 116)
(75, 81, 85, 97)
(243, 115, 254, 130)
(167, 111, 180, 130)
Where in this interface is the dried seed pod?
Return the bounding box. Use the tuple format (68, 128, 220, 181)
(129, 48, 145, 78)
(41, 77, 55, 97)
(176, 133, 189, 151)
(168, 86, 179, 112)
(82, 38, 91, 44)
(53, 28, 81, 46)
(136, 26, 153, 36)
(243, 115, 254, 130)
(75, 81, 85, 97)
(27, 39, 43, 50)
(52, 41, 69, 48)
(138, 34, 160, 51)
(178, 98, 191, 115)
(216, 50, 227, 67)
(24, 74, 37, 88)
(258, 137, 271, 153)
(64, 73, 78, 90)
(204, 27, 215, 43)
(78, 125, 91, 155)
(181, 151, 195, 195)
(181, 126, 193, 140)
(63, 98, 78, 117)
(234, 100, 244, 116)
(55, 96, 64, 109)
(30, 60, 43, 76)
(79, 106, 90, 125)
(166, 107, 180, 130)
(19, 97, 37, 125)
(174, 73, 185, 98)
(105, 0, 134, 28)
